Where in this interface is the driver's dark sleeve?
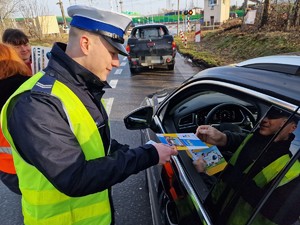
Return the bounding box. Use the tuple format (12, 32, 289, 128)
(7, 93, 159, 197)
(219, 131, 248, 154)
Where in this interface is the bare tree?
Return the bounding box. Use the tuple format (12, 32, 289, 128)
(291, 0, 300, 26)
(260, 0, 270, 28)
(18, 0, 50, 39)
(0, 0, 24, 31)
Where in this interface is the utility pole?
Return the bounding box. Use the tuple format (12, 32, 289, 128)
(110, 0, 113, 11)
(119, 0, 123, 13)
(177, 0, 180, 35)
(115, 0, 119, 12)
(57, 0, 67, 28)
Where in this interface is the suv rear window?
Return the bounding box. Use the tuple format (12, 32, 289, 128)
(134, 27, 166, 39)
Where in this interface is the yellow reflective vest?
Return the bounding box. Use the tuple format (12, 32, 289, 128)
(1, 72, 111, 225)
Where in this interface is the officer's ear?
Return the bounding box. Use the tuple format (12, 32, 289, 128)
(289, 122, 297, 133)
(80, 35, 90, 55)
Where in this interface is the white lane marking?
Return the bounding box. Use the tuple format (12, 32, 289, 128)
(109, 79, 118, 88)
(103, 98, 114, 116)
(114, 69, 122, 74)
(120, 62, 126, 66)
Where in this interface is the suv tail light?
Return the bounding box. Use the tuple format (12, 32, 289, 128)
(172, 41, 176, 51)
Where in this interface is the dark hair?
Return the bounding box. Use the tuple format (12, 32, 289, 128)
(2, 28, 29, 46)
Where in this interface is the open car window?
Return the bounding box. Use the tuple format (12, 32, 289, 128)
(204, 106, 300, 225)
(249, 109, 300, 225)
(161, 89, 259, 135)
(158, 86, 261, 200)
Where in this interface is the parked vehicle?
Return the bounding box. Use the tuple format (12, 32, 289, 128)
(126, 24, 176, 73)
(124, 55, 300, 225)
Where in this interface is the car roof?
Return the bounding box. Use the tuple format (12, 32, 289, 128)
(236, 55, 300, 75)
(189, 55, 300, 106)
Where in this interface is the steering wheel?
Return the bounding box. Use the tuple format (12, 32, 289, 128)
(204, 103, 256, 132)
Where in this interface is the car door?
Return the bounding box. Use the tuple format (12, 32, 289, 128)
(124, 79, 300, 225)
(147, 82, 260, 224)
(150, 77, 300, 224)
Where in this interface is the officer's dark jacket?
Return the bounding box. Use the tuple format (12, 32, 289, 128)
(6, 42, 159, 198)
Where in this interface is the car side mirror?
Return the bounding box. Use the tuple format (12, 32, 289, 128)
(123, 106, 153, 130)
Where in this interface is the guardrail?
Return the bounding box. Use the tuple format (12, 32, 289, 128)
(31, 46, 51, 74)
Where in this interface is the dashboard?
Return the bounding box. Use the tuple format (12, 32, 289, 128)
(196, 107, 246, 125)
(170, 91, 258, 133)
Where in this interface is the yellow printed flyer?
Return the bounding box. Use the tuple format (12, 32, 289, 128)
(156, 133, 208, 150)
(189, 145, 227, 175)
(156, 133, 227, 175)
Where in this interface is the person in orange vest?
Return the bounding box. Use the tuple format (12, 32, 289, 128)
(0, 43, 31, 194)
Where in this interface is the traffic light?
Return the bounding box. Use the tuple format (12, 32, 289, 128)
(183, 10, 188, 15)
(188, 10, 193, 15)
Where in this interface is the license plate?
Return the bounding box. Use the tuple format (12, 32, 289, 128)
(145, 56, 160, 64)
(151, 59, 161, 63)
(147, 42, 155, 47)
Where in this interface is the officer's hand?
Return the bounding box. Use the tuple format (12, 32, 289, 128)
(195, 125, 227, 146)
(153, 143, 178, 165)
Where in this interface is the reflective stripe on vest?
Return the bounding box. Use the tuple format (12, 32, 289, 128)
(254, 155, 300, 188)
(1, 72, 111, 225)
(0, 147, 12, 154)
(229, 134, 298, 187)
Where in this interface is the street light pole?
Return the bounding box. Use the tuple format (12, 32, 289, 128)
(119, 0, 123, 13)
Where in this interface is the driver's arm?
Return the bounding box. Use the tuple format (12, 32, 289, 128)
(195, 125, 248, 157)
(194, 126, 248, 174)
(221, 130, 248, 153)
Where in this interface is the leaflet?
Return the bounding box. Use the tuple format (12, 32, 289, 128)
(156, 133, 227, 175)
(156, 133, 208, 150)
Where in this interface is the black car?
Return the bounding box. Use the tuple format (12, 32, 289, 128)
(124, 55, 300, 225)
(126, 24, 176, 73)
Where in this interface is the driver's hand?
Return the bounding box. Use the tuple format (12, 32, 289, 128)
(193, 156, 207, 173)
(195, 125, 227, 146)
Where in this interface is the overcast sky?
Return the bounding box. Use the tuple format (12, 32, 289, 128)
(47, 0, 216, 16)
(47, 0, 243, 17)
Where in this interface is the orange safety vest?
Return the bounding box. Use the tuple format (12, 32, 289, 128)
(0, 128, 16, 174)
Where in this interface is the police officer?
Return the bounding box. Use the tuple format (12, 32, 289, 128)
(1, 5, 177, 225)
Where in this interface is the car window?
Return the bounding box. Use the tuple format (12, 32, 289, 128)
(138, 27, 163, 39)
(161, 89, 258, 135)
(204, 106, 300, 225)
